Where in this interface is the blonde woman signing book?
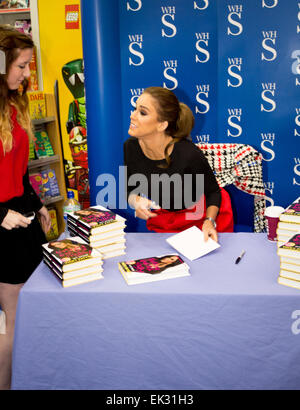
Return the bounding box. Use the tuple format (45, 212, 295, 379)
(0, 25, 51, 390)
(124, 87, 233, 241)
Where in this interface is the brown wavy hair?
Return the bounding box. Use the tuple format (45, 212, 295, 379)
(143, 87, 195, 167)
(0, 25, 34, 154)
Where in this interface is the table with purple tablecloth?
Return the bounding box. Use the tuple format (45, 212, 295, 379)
(11, 233, 300, 390)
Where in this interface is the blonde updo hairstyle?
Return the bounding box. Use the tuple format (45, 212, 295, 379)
(0, 24, 34, 154)
(143, 86, 194, 167)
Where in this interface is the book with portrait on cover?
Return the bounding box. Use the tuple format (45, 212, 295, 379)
(118, 254, 190, 285)
(67, 205, 126, 235)
(42, 236, 102, 273)
(277, 233, 300, 259)
(279, 197, 300, 223)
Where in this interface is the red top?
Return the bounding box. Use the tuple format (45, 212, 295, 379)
(0, 106, 29, 202)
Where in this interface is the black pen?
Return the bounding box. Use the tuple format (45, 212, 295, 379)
(235, 250, 246, 264)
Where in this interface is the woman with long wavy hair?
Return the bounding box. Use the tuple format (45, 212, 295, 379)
(0, 25, 51, 389)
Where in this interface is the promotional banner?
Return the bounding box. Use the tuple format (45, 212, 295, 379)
(82, 0, 299, 232)
(118, 0, 300, 231)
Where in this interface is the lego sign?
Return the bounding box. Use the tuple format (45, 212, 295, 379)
(65, 5, 80, 29)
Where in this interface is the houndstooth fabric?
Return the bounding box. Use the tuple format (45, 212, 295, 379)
(196, 143, 267, 232)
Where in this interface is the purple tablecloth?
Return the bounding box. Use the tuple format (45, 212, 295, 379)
(11, 233, 300, 390)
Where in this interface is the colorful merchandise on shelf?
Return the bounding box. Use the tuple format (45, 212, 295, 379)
(28, 91, 46, 119)
(41, 169, 60, 198)
(34, 131, 54, 158)
(45, 208, 59, 242)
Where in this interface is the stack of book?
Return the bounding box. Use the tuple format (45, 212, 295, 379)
(118, 254, 190, 285)
(67, 205, 126, 259)
(42, 236, 103, 288)
(276, 197, 300, 246)
(277, 197, 300, 289)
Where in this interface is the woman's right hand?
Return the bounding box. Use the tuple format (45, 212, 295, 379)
(0, 210, 32, 230)
(129, 194, 160, 220)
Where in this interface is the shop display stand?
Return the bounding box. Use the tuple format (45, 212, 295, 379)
(29, 94, 67, 235)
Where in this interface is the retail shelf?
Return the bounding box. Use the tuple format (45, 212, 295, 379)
(28, 154, 60, 170)
(32, 116, 56, 126)
(0, 8, 30, 14)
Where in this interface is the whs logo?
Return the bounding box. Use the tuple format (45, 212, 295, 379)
(161, 6, 177, 38)
(195, 33, 210, 63)
(260, 133, 275, 162)
(227, 5, 243, 36)
(263, 181, 275, 207)
(162, 60, 178, 90)
(295, 108, 300, 136)
(227, 57, 242, 87)
(129, 88, 144, 112)
(261, 31, 277, 62)
(195, 85, 210, 114)
(128, 34, 144, 66)
(261, 83, 276, 112)
(293, 158, 300, 186)
(227, 108, 242, 137)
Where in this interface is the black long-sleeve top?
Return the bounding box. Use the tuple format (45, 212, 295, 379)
(124, 137, 221, 212)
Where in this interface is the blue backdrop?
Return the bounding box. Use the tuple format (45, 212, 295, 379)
(81, 0, 300, 232)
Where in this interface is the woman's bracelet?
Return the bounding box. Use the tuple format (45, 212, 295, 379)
(203, 216, 217, 229)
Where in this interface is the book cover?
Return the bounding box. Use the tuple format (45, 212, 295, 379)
(28, 91, 46, 119)
(67, 205, 126, 235)
(45, 208, 59, 241)
(277, 233, 300, 259)
(41, 169, 60, 197)
(34, 131, 47, 158)
(29, 172, 44, 200)
(28, 46, 38, 91)
(279, 197, 300, 223)
(118, 254, 190, 285)
(28, 140, 36, 160)
(42, 236, 102, 273)
(36, 131, 54, 156)
(67, 216, 126, 241)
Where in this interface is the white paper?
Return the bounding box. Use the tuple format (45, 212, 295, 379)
(166, 226, 220, 261)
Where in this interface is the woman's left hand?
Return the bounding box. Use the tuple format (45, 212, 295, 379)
(38, 206, 51, 233)
(202, 219, 218, 242)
